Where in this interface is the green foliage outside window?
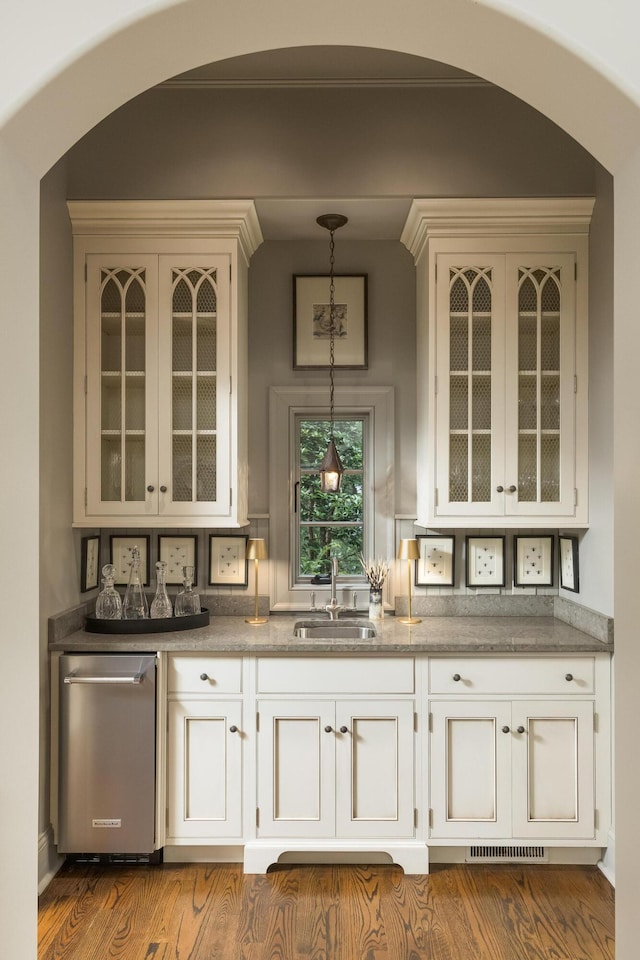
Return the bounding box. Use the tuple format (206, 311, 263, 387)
(298, 419, 364, 577)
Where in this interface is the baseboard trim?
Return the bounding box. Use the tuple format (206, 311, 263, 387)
(38, 827, 64, 894)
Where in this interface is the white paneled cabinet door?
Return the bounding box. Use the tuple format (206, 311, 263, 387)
(434, 255, 506, 519)
(335, 700, 415, 839)
(430, 700, 512, 838)
(85, 255, 159, 518)
(257, 700, 336, 839)
(157, 256, 231, 518)
(167, 699, 243, 840)
(511, 700, 594, 839)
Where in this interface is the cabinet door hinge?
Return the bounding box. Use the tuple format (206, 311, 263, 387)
(230, 487, 233, 507)
(256, 712, 259, 732)
(574, 374, 578, 394)
(434, 489, 439, 508)
(84, 487, 88, 507)
(429, 808, 433, 829)
(574, 488, 578, 507)
(434, 375, 438, 396)
(575, 261, 578, 282)
(256, 807, 260, 828)
(84, 374, 88, 395)
(230, 263, 232, 284)
(593, 711, 598, 734)
(594, 808, 599, 830)
(414, 808, 418, 828)
(428, 712, 433, 733)
(414, 711, 418, 733)
(84, 262, 88, 283)
(229, 376, 233, 395)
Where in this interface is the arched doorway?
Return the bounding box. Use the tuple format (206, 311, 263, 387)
(2, 3, 638, 958)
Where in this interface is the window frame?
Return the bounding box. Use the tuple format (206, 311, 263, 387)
(269, 386, 395, 611)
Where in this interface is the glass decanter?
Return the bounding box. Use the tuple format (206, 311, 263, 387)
(95, 563, 122, 620)
(150, 560, 173, 619)
(122, 545, 149, 619)
(174, 565, 200, 617)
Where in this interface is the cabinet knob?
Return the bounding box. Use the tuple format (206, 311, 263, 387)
(147, 485, 155, 492)
(452, 673, 461, 682)
(502, 725, 510, 734)
(565, 673, 574, 682)
(324, 725, 333, 733)
(339, 726, 349, 734)
(508, 485, 517, 493)
(200, 673, 209, 681)
(496, 485, 504, 493)
(229, 725, 238, 733)
(160, 485, 168, 493)
(516, 725, 526, 734)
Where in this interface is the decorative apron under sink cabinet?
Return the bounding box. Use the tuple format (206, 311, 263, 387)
(245, 656, 427, 874)
(69, 200, 263, 527)
(427, 655, 610, 847)
(401, 198, 594, 528)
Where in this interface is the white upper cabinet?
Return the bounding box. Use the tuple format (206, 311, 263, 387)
(402, 199, 593, 528)
(70, 201, 262, 527)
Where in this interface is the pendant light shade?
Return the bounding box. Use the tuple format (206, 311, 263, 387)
(316, 213, 348, 493)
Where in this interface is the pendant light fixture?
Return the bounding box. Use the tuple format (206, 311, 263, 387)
(316, 213, 348, 493)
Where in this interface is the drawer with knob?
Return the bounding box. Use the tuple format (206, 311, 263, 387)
(167, 655, 243, 694)
(428, 656, 595, 696)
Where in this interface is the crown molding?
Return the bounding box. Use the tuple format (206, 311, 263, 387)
(67, 199, 264, 262)
(401, 197, 595, 262)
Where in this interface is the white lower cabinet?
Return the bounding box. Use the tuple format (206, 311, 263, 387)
(255, 698, 415, 839)
(429, 699, 595, 840)
(167, 698, 243, 842)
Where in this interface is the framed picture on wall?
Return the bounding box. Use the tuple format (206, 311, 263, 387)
(80, 535, 100, 592)
(559, 535, 580, 592)
(208, 535, 248, 586)
(415, 534, 456, 586)
(293, 274, 368, 369)
(109, 535, 151, 586)
(158, 535, 198, 585)
(513, 535, 554, 587)
(465, 535, 506, 588)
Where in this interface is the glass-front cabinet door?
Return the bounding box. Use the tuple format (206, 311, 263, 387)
(85, 255, 159, 517)
(504, 253, 577, 519)
(434, 255, 506, 518)
(433, 250, 578, 521)
(158, 255, 231, 517)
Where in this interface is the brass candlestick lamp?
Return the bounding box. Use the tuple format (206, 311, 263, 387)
(397, 538, 422, 625)
(245, 538, 267, 625)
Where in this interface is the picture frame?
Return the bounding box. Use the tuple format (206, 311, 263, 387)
(80, 535, 100, 592)
(559, 535, 580, 592)
(158, 535, 198, 585)
(109, 535, 151, 586)
(208, 534, 249, 586)
(465, 536, 506, 588)
(293, 274, 368, 369)
(415, 534, 456, 586)
(514, 535, 554, 587)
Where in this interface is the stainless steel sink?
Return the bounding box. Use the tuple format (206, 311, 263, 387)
(293, 619, 377, 640)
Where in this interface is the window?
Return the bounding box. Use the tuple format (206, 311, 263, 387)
(269, 386, 394, 611)
(296, 417, 365, 579)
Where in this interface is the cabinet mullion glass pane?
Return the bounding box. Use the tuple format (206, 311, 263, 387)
(194, 272, 217, 502)
(100, 268, 146, 502)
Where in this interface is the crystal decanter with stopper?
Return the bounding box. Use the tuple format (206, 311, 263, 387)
(95, 563, 122, 620)
(122, 545, 149, 619)
(150, 560, 173, 619)
(174, 565, 200, 617)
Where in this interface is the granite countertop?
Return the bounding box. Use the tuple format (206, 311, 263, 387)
(50, 613, 613, 655)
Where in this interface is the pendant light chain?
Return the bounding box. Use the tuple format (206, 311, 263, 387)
(328, 227, 337, 439)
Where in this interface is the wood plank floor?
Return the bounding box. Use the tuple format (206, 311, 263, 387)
(38, 861, 615, 960)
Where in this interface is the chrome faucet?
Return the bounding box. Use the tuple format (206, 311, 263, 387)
(325, 556, 343, 620)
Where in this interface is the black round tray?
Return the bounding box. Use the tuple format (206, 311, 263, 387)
(85, 608, 210, 634)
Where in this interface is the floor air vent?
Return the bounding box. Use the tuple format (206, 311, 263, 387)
(466, 845, 548, 863)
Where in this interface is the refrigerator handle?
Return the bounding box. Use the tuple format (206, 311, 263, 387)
(63, 673, 145, 685)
